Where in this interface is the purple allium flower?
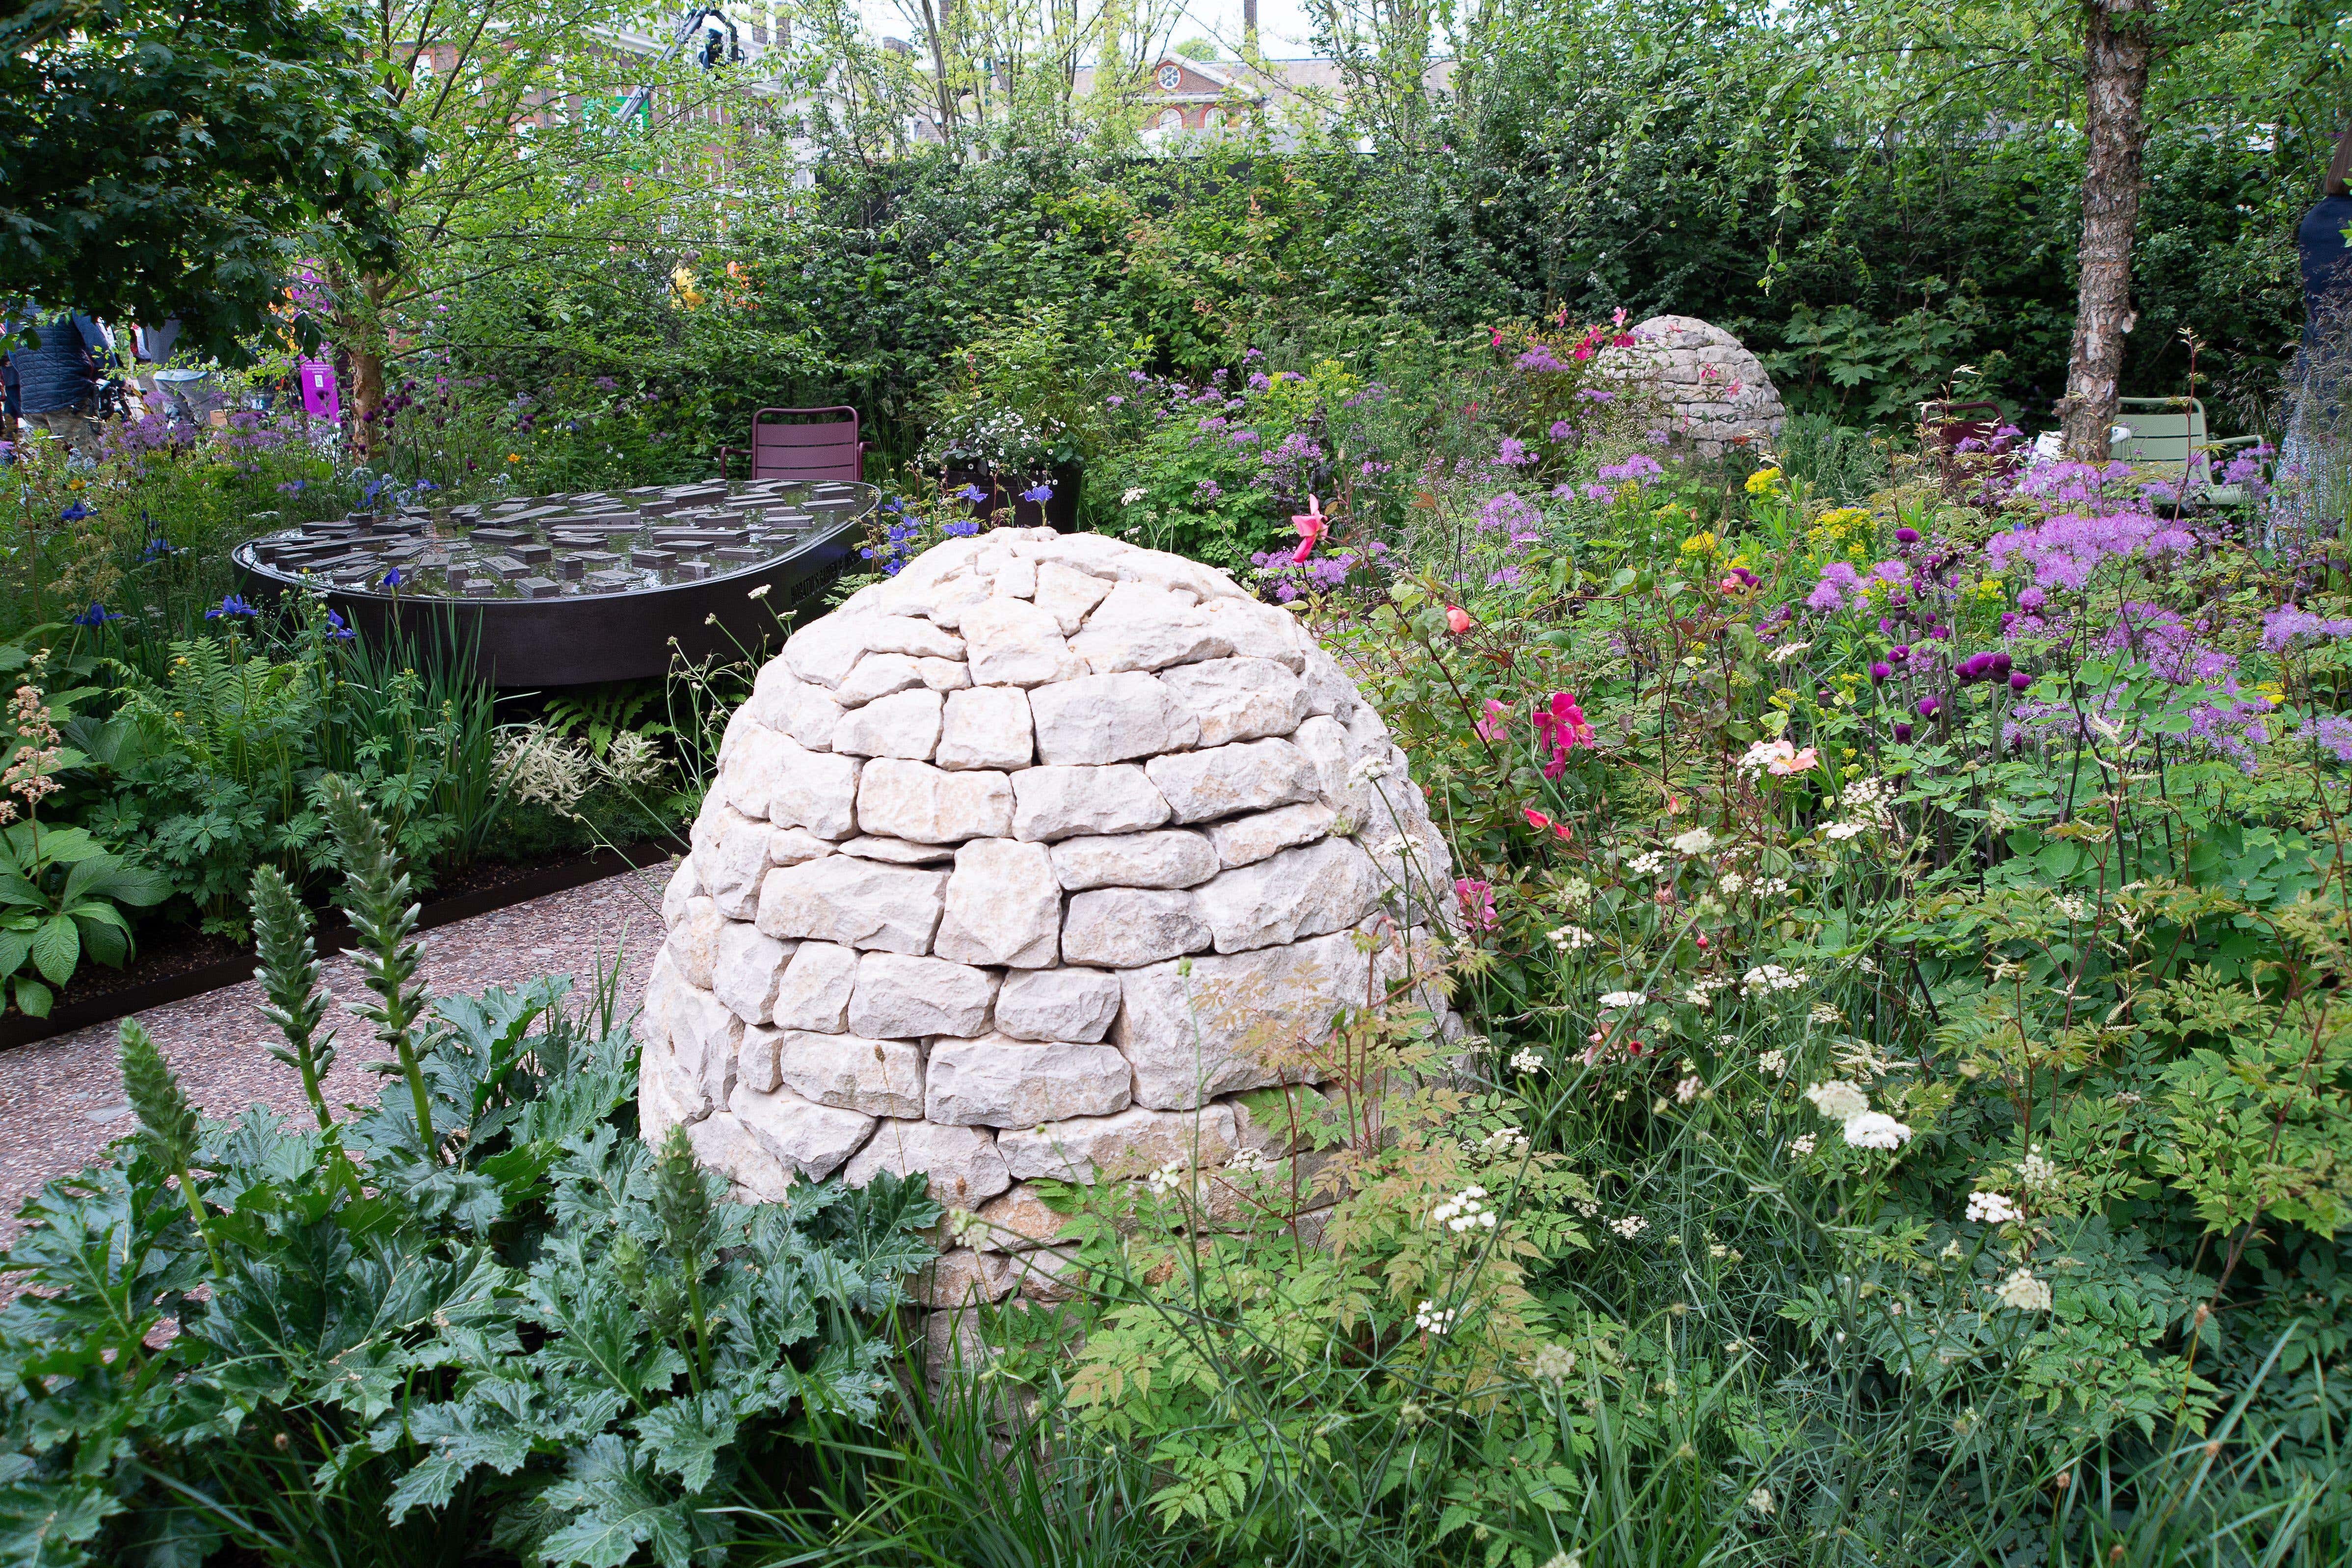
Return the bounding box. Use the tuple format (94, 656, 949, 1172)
(1895, 526, 1920, 545)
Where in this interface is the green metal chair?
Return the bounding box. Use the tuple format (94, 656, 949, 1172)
(2110, 397, 2262, 507)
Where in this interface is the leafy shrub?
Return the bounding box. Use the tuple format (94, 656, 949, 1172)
(0, 786, 938, 1567)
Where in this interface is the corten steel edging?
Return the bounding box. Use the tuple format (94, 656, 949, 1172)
(0, 843, 679, 1053)
(231, 506, 869, 688)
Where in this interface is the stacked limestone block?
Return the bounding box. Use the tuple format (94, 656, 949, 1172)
(1598, 315, 1787, 456)
(639, 528, 1456, 1310)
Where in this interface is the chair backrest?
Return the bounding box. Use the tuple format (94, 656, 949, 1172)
(749, 406, 862, 483)
(1918, 400, 2005, 452)
(2112, 398, 2206, 466)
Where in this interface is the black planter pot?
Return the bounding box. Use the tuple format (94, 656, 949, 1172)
(935, 465, 1080, 532)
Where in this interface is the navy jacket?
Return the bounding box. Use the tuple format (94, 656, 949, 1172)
(2299, 195, 2352, 343)
(5, 314, 106, 413)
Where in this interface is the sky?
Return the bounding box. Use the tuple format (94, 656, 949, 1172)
(849, 0, 1328, 60)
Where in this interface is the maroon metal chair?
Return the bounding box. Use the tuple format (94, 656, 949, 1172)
(718, 406, 868, 483)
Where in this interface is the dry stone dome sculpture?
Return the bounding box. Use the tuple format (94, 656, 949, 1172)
(640, 527, 1456, 1307)
(1598, 314, 1787, 456)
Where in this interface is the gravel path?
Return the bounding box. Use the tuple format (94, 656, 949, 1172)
(0, 863, 672, 1255)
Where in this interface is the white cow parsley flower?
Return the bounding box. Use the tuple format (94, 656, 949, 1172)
(1670, 826, 1717, 855)
(1509, 1047, 1548, 1074)
(1966, 1191, 2019, 1223)
(1347, 755, 1390, 786)
(1994, 1269, 2053, 1312)
(1842, 1111, 1912, 1150)
(1532, 1343, 1577, 1381)
(1597, 989, 1645, 1010)
(1429, 1187, 1497, 1233)
(1803, 1081, 1871, 1121)
(1415, 1300, 1458, 1335)
(1608, 1215, 1649, 1240)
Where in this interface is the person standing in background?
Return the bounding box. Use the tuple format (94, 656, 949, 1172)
(2275, 128, 2352, 540)
(4, 310, 111, 451)
(128, 319, 182, 420)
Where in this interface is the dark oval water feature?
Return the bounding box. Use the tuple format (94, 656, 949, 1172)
(233, 478, 878, 686)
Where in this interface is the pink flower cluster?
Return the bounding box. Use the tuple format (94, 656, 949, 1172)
(1534, 692, 1594, 777)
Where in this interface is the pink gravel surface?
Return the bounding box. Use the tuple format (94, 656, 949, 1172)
(0, 863, 672, 1255)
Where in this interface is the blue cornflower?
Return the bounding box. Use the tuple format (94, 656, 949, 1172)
(956, 484, 988, 504)
(380, 566, 405, 589)
(205, 594, 259, 620)
(325, 609, 356, 641)
(1021, 483, 1054, 504)
(73, 603, 121, 627)
(60, 501, 89, 523)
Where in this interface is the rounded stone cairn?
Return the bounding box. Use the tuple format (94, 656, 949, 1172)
(1598, 314, 1787, 457)
(640, 527, 1460, 1316)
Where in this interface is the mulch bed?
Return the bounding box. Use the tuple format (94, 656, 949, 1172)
(1, 841, 679, 1052)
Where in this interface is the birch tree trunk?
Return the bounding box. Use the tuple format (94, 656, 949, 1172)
(2059, 0, 2153, 459)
